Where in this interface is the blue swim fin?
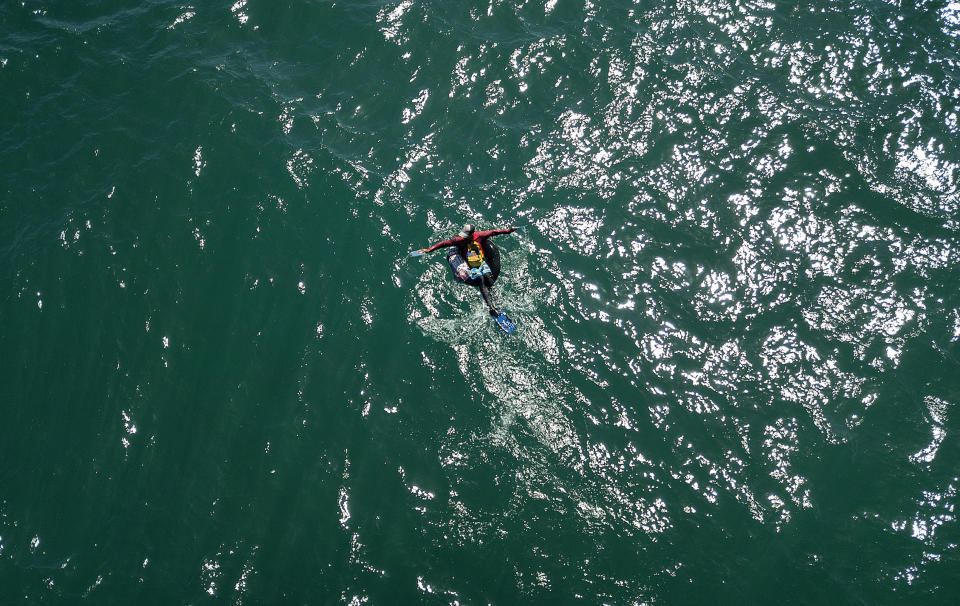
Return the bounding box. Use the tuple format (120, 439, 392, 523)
(494, 312, 517, 334)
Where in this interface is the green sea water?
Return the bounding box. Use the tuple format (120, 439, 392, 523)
(2, 0, 960, 603)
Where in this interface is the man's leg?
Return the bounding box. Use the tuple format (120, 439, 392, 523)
(478, 280, 499, 317)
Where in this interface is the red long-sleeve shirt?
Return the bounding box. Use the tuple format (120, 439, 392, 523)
(424, 228, 516, 254)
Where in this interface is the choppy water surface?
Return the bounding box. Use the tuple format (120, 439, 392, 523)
(2, 0, 959, 603)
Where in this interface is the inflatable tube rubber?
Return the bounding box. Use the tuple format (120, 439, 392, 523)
(446, 240, 501, 284)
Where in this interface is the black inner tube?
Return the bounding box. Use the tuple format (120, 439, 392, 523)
(444, 240, 503, 314)
(446, 240, 501, 284)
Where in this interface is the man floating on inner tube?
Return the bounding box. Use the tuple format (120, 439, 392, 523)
(416, 223, 520, 333)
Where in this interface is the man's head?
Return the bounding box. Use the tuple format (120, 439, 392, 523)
(459, 223, 475, 238)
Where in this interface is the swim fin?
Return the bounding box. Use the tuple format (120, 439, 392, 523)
(494, 312, 517, 334)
